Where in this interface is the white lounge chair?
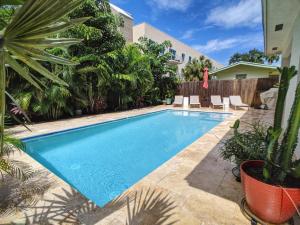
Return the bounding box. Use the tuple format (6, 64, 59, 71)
(173, 95, 184, 106)
(190, 95, 201, 108)
(229, 96, 250, 110)
(211, 95, 224, 109)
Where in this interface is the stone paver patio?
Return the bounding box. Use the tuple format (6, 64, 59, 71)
(3, 106, 297, 225)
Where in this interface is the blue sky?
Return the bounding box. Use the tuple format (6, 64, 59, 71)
(110, 0, 264, 66)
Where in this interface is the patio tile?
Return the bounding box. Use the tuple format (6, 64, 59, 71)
(2, 106, 287, 225)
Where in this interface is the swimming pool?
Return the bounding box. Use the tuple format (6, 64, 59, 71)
(23, 110, 230, 206)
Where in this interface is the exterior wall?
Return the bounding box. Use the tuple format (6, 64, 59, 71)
(120, 16, 133, 43)
(110, 6, 133, 43)
(133, 23, 223, 78)
(282, 13, 300, 129)
(214, 65, 279, 80)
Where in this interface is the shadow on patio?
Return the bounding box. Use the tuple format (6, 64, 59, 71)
(184, 108, 299, 223)
(185, 109, 274, 203)
(24, 187, 178, 225)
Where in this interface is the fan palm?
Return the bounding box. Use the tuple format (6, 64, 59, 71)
(0, 0, 87, 172)
(0, 1, 86, 144)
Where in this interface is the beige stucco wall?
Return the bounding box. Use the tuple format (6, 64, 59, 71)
(133, 23, 223, 77)
(213, 65, 279, 80)
(111, 7, 133, 43)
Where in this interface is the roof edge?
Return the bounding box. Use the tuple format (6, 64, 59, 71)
(109, 3, 133, 20)
(210, 61, 278, 75)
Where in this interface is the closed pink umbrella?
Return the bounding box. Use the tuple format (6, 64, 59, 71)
(203, 67, 209, 89)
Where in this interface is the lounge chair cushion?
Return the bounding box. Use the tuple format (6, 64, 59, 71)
(211, 95, 223, 106)
(173, 96, 183, 105)
(190, 96, 200, 105)
(229, 96, 249, 107)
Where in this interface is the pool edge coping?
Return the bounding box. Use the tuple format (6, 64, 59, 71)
(21, 109, 232, 141)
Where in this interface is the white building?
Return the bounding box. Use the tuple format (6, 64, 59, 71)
(109, 3, 222, 78)
(133, 23, 223, 77)
(262, 0, 300, 128)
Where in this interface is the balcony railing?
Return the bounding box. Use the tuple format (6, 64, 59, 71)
(168, 55, 183, 64)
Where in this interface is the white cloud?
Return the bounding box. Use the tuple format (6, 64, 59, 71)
(148, 0, 193, 11)
(193, 33, 263, 53)
(181, 29, 199, 40)
(181, 26, 214, 40)
(206, 0, 262, 28)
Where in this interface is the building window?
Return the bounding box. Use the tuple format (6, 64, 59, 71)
(235, 74, 247, 79)
(169, 48, 176, 60)
(188, 56, 192, 63)
(182, 53, 185, 62)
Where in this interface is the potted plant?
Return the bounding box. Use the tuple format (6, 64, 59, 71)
(239, 66, 300, 224)
(165, 91, 173, 105)
(219, 121, 268, 182)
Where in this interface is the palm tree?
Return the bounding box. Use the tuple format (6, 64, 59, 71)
(229, 53, 243, 64)
(182, 56, 212, 81)
(265, 54, 280, 64)
(229, 49, 266, 64)
(0, 0, 86, 176)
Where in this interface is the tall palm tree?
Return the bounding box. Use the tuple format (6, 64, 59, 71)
(0, 0, 86, 175)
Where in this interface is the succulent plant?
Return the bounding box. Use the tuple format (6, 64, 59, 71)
(262, 66, 300, 184)
(230, 66, 300, 185)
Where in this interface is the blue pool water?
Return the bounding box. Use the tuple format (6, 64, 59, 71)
(23, 110, 229, 206)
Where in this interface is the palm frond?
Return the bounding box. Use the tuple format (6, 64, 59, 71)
(5, 52, 42, 89)
(2, 0, 86, 87)
(0, 170, 52, 216)
(1, 159, 34, 181)
(0, 0, 24, 6)
(126, 188, 177, 225)
(19, 17, 90, 39)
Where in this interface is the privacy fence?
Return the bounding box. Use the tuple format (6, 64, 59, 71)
(177, 78, 279, 107)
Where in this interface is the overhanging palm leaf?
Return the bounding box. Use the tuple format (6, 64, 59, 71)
(0, 0, 87, 169)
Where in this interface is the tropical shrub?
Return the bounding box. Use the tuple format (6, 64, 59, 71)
(220, 121, 268, 167)
(64, 0, 126, 113)
(136, 37, 179, 101)
(107, 44, 154, 110)
(5, 0, 180, 121)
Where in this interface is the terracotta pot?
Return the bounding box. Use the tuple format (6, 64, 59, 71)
(240, 160, 300, 224)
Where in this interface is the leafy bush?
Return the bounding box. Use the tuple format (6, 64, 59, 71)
(220, 121, 268, 167)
